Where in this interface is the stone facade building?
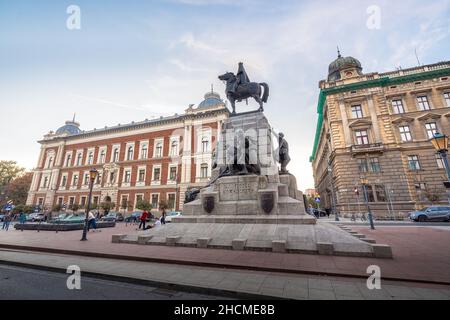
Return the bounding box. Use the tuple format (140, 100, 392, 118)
(26, 90, 229, 213)
(311, 53, 450, 217)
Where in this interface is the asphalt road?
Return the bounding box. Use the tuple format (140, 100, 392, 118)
(0, 264, 230, 300)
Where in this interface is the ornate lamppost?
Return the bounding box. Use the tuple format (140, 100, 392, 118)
(81, 168, 98, 241)
(360, 176, 375, 230)
(430, 132, 450, 204)
(431, 132, 450, 181)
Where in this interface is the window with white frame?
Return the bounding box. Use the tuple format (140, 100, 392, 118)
(399, 125, 412, 142)
(96, 171, 102, 185)
(408, 155, 421, 170)
(154, 141, 163, 158)
(392, 99, 405, 114)
(65, 153, 72, 167)
(200, 163, 208, 178)
(86, 150, 94, 165)
(76, 152, 83, 166)
(170, 140, 179, 156)
(425, 122, 438, 139)
(169, 166, 177, 181)
(126, 145, 134, 161)
(417, 95, 431, 111)
(351, 105, 363, 119)
(152, 166, 161, 181)
(370, 158, 381, 172)
(357, 159, 368, 173)
(112, 146, 120, 163)
(61, 175, 67, 187)
(139, 142, 148, 159)
(98, 148, 106, 164)
(445, 92, 450, 107)
(83, 173, 90, 185)
(355, 130, 369, 145)
(436, 153, 445, 169)
(151, 194, 159, 209)
(72, 174, 79, 186)
(123, 170, 131, 183)
(201, 137, 210, 153)
(167, 193, 176, 210)
(135, 194, 144, 206)
(138, 168, 146, 182)
(80, 196, 87, 207)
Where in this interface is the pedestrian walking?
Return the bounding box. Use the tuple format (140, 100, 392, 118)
(87, 211, 98, 232)
(2, 213, 11, 231)
(138, 210, 148, 230)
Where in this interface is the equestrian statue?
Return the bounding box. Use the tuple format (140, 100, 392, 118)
(218, 62, 269, 114)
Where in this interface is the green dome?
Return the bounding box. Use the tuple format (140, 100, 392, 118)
(328, 52, 363, 81)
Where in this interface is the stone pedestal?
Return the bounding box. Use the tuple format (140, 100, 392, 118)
(183, 111, 306, 218)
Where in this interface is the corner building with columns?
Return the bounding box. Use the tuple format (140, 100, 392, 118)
(311, 53, 450, 217)
(26, 90, 229, 213)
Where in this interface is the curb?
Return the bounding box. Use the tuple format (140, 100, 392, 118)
(0, 255, 288, 301)
(0, 243, 449, 287)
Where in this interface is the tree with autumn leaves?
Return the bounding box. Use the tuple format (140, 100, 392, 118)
(0, 160, 32, 208)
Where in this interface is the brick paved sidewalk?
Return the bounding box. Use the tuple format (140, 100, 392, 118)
(0, 222, 449, 285)
(0, 250, 449, 300)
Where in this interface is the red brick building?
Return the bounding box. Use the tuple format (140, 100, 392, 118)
(26, 90, 229, 213)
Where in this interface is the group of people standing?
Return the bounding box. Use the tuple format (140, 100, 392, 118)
(1, 212, 27, 231)
(138, 208, 166, 230)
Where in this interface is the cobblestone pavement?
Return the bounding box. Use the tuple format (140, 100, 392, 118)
(0, 249, 448, 300)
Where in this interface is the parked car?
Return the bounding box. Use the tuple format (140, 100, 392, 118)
(409, 206, 450, 222)
(124, 212, 142, 223)
(51, 213, 69, 223)
(165, 211, 182, 223)
(27, 213, 45, 222)
(58, 214, 86, 224)
(101, 211, 122, 222)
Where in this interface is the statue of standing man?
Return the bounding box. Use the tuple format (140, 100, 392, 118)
(278, 133, 290, 174)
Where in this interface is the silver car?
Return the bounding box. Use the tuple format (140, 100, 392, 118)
(409, 206, 450, 222)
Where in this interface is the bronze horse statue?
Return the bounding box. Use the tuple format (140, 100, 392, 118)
(218, 72, 269, 114)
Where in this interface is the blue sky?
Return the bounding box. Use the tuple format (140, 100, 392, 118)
(0, 0, 449, 190)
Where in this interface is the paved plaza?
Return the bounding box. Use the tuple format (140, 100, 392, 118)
(0, 222, 449, 286)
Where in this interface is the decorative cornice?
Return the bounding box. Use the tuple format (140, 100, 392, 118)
(39, 107, 230, 144)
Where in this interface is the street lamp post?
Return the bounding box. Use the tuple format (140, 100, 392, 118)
(431, 132, 450, 180)
(430, 132, 450, 204)
(327, 161, 339, 221)
(81, 168, 98, 241)
(360, 177, 375, 230)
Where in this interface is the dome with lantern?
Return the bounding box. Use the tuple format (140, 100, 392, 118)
(328, 49, 363, 81)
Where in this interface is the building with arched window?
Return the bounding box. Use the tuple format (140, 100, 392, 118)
(27, 89, 228, 212)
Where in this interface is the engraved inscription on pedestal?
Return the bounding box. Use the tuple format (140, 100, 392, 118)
(219, 180, 258, 201)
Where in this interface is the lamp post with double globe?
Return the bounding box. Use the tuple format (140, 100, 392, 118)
(81, 168, 98, 241)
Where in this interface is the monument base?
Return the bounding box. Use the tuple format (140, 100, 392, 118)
(113, 221, 392, 258)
